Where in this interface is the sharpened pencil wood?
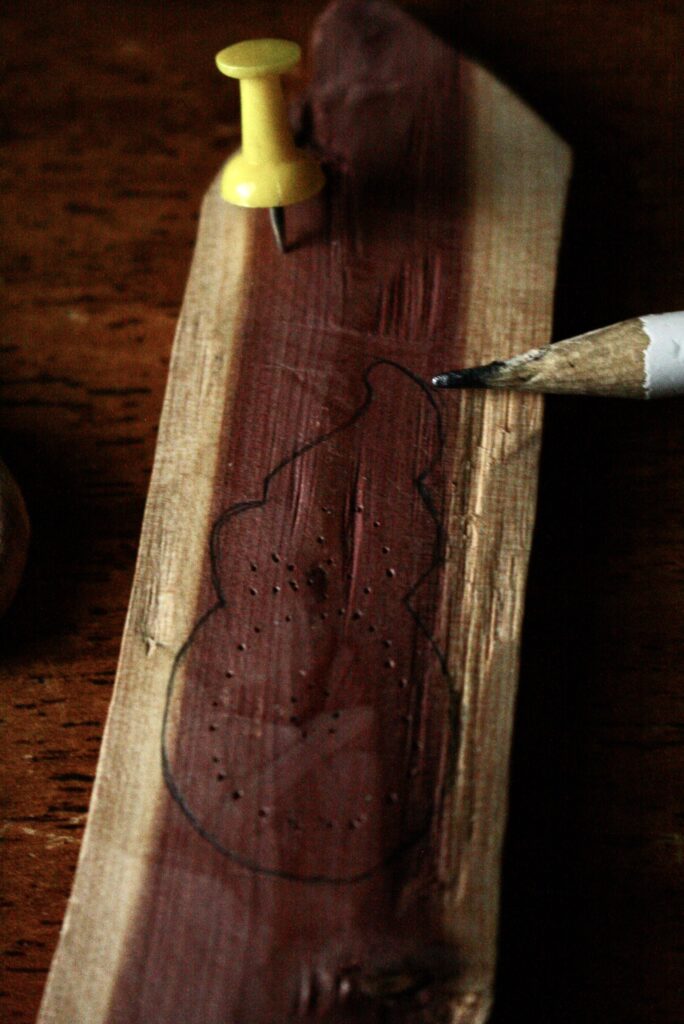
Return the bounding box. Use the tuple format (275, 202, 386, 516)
(432, 314, 684, 398)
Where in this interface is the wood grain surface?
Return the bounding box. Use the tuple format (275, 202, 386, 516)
(34, 3, 569, 1019)
(1, 2, 682, 1023)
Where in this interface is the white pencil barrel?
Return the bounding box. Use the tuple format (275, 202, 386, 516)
(641, 312, 684, 398)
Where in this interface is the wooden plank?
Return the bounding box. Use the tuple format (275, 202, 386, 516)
(37, 2, 570, 1021)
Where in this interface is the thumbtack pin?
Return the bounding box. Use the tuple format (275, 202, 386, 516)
(215, 39, 325, 253)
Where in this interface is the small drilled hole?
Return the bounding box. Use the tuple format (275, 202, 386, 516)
(250, 561, 257, 572)
(373, 520, 381, 528)
(352, 610, 362, 620)
(272, 585, 281, 594)
(382, 639, 392, 648)
(382, 545, 390, 554)
(387, 791, 399, 804)
(271, 553, 280, 563)
(363, 586, 371, 594)
(232, 789, 243, 800)
(249, 587, 257, 596)
(237, 642, 246, 652)
(254, 625, 261, 633)
(225, 670, 234, 678)
(289, 580, 299, 591)
(287, 563, 295, 571)
(386, 567, 396, 578)
(316, 536, 325, 544)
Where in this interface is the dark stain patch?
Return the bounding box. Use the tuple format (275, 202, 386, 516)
(114, 188, 190, 200)
(87, 386, 151, 396)
(107, 318, 144, 330)
(0, 373, 81, 389)
(50, 773, 94, 783)
(95, 437, 145, 447)
(64, 202, 110, 216)
(306, 564, 329, 602)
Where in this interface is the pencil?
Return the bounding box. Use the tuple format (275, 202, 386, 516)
(432, 312, 684, 398)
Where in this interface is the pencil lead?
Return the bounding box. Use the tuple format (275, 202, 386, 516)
(432, 371, 463, 388)
(432, 366, 500, 389)
(269, 206, 287, 254)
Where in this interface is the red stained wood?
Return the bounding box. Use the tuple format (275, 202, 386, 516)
(166, 363, 451, 883)
(110, 5, 470, 1019)
(33, 0, 572, 1018)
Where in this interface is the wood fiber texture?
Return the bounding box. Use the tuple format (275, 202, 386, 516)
(35, 2, 569, 1022)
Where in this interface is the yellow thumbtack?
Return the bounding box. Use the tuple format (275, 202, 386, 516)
(215, 39, 325, 253)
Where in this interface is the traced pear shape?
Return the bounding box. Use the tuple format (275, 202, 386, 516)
(163, 361, 455, 882)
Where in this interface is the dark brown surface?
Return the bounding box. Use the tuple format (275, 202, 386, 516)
(0, 1, 682, 1022)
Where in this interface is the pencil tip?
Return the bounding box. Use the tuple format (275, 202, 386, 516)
(269, 206, 287, 254)
(432, 363, 507, 389)
(432, 371, 467, 389)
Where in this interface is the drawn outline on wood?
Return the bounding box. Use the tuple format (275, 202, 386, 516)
(162, 359, 460, 883)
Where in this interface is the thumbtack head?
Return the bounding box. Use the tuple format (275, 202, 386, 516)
(215, 37, 325, 249)
(216, 39, 301, 80)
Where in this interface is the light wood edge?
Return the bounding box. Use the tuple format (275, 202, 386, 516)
(440, 63, 571, 1022)
(37, 183, 251, 1024)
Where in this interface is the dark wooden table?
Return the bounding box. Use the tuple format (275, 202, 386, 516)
(1, 2, 681, 1021)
